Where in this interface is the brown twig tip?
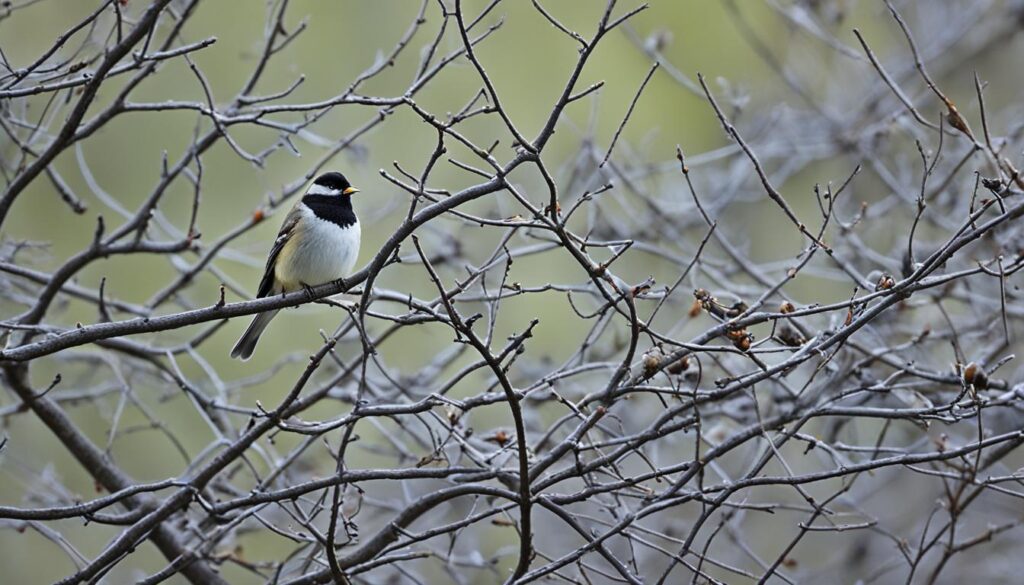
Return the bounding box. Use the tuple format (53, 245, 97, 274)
(215, 285, 226, 309)
(942, 98, 973, 137)
(676, 145, 689, 174)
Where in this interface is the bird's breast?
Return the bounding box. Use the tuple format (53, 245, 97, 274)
(275, 210, 360, 291)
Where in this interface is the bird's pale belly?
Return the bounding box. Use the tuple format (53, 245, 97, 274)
(275, 217, 360, 292)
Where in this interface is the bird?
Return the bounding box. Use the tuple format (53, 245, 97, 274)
(230, 171, 361, 360)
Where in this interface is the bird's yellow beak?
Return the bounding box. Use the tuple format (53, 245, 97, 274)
(343, 187, 360, 195)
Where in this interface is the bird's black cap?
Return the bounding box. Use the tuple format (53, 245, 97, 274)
(313, 172, 352, 192)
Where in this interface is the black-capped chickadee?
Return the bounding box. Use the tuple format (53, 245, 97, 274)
(230, 172, 361, 360)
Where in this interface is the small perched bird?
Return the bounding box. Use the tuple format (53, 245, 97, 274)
(230, 172, 361, 360)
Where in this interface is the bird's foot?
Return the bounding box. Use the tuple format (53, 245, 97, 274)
(299, 282, 317, 302)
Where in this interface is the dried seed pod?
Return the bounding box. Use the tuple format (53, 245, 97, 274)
(962, 362, 989, 390)
(874, 272, 895, 291)
(642, 350, 663, 377)
(487, 430, 510, 446)
(733, 333, 753, 352)
(945, 102, 971, 136)
(726, 328, 753, 352)
(688, 299, 702, 318)
(776, 323, 806, 347)
(667, 355, 690, 375)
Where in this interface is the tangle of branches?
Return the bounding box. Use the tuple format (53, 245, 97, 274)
(1, 1, 1023, 583)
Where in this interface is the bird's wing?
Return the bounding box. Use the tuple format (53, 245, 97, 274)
(256, 204, 303, 298)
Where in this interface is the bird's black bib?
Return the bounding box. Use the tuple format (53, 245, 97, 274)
(302, 194, 357, 229)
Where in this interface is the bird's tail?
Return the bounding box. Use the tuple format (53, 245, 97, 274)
(230, 310, 279, 360)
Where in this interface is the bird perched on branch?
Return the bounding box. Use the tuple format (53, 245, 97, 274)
(230, 172, 361, 360)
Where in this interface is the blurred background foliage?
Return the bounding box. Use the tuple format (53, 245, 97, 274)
(2, 0, 1023, 582)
